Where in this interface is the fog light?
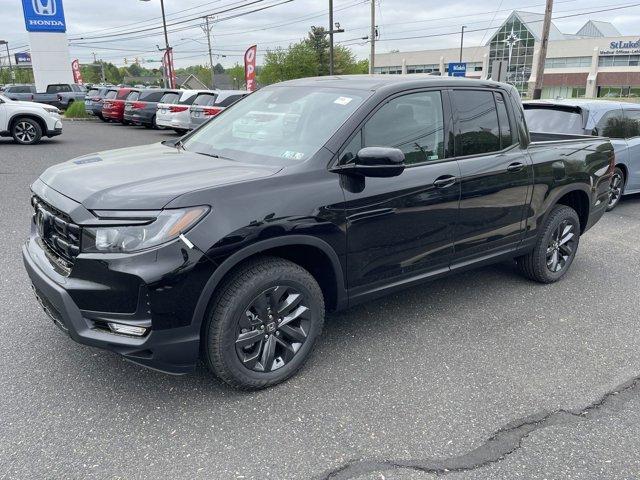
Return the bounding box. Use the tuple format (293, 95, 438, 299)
(108, 322, 147, 336)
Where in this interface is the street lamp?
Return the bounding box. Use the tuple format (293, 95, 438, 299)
(140, 0, 171, 87)
(0, 40, 14, 84)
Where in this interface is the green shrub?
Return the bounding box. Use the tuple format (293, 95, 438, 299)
(64, 100, 90, 119)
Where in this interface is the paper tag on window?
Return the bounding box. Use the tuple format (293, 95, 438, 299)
(334, 96, 353, 105)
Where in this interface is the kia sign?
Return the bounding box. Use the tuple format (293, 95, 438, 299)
(22, 0, 67, 33)
(448, 62, 467, 77)
(15, 52, 32, 65)
(244, 45, 257, 92)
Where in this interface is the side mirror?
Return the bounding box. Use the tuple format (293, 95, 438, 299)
(335, 147, 405, 178)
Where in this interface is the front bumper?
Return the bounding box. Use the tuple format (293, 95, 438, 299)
(22, 230, 213, 374)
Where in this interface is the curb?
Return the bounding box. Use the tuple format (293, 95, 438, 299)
(62, 117, 100, 122)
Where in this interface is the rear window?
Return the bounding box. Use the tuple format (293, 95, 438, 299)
(126, 91, 140, 101)
(117, 89, 132, 100)
(105, 90, 118, 99)
(160, 92, 179, 104)
(139, 90, 166, 102)
(524, 106, 584, 134)
(8, 86, 33, 93)
(193, 93, 217, 106)
(216, 94, 247, 107)
(178, 93, 198, 105)
(87, 89, 99, 96)
(46, 84, 71, 93)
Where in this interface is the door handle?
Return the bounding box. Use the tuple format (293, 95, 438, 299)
(433, 175, 457, 188)
(507, 162, 525, 172)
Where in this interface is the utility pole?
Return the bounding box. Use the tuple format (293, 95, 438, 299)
(533, 0, 553, 99)
(327, 0, 344, 75)
(459, 25, 466, 62)
(329, 0, 334, 75)
(203, 16, 215, 89)
(369, 0, 375, 74)
(140, 0, 171, 87)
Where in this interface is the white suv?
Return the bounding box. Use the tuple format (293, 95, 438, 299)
(0, 94, 63, 145)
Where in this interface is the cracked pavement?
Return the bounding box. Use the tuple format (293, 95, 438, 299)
(1, 123, 640, 479)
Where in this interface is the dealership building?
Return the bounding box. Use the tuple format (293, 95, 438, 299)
(375, 11, 640, 99)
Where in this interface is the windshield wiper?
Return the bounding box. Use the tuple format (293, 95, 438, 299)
(196, 151, 236, 161)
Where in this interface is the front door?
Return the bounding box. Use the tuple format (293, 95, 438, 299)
(340, 90, 461, 298)
(450, 89, 532, 263)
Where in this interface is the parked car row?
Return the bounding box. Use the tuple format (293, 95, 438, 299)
(85, 86, 248, 133)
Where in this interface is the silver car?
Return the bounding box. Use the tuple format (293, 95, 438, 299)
(189, 90, 249, 130)
(524, 99, 640, 210)
(156, 89, 210, 134)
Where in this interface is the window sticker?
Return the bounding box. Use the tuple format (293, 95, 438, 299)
(334, 96, 353, 106)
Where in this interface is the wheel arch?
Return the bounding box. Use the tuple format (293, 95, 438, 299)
(547, 186, 591, 234)
(614, 163, 628, 188)
(192, 235, 347, 331)
(8, 113, 47, 135)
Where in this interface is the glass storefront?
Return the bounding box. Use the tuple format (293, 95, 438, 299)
(542, 86, 586, 99)
(488, 15, 536, 97)
(597, 86, 640, 98)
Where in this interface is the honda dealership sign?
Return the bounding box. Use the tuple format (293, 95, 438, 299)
(22, 0, 67, 32)
(21, 0, 74, 91)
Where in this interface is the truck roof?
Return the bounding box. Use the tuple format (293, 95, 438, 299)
(275, 74, 509, 92)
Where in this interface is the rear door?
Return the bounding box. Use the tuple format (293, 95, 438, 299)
(593, 107, 629, 169)
(451, 89, 532, 264)
(343, 89, 461, 297)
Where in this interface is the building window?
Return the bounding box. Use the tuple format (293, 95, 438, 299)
(546, 57, 592, 68)
(487, 15, 536, 96)
(542, 86, 586, 99)
(599, 55, 640, 67)
(598, 86, 640, 98)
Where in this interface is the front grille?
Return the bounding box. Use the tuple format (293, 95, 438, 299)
(31, 196, 81, 265)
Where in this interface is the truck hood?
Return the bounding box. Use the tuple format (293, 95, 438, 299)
(38, 142, 282, 210)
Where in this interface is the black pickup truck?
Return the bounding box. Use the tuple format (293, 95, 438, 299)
(23, 76, 614, 389)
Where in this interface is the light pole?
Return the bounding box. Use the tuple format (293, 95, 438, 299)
(140, 0, 171, 87)
(459, 26, 466, 63)
(0, 40, 14, 83)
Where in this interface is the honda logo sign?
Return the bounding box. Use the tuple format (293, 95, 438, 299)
(22, 0, 66, 32)
(32, 0, 56, 15)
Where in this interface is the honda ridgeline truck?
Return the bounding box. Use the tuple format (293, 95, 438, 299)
(23, 76, 614, 389)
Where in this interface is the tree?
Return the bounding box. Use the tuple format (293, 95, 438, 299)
(127, 63, 143, 77)
(213, 63, 225, 74)
(258, 28, 365, 85)
(226, 63, 246, 89)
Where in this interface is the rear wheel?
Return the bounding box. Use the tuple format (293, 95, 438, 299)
(516, 205, 580, 283)
(11, 117, 42, 145)
(607, 167, 625, 211)
(203, 256, 325, 390)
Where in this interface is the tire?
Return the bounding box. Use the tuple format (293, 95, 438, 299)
(203, 256, 325, 390)
(146, 115, 157, 129)
(173, 128, 188, 135)
(606, 166, 625, 212)
(516, 205, 581, 284)
(99, 114, 109, 122)
(11, 117, 43, 145)
(122, 119, 130, 126)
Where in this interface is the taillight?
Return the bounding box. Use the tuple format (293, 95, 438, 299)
(92, 96, 101, 101)
(204, 107, 223, 116)
(169, 105, 188, 113)
(132, 101, 145, 110)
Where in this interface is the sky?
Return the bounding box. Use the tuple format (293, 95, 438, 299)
(1, 0, 640, 69)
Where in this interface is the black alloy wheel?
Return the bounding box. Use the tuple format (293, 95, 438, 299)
(546, 219, 577, 273)
(235, 286, 311, 373)
(516, 205, 581, 284)
(204, 256, 324, 390)
(607, 167, 624, 211)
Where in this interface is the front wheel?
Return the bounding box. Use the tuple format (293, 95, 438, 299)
(607, 167, 625, 211)
(516, 205, 580, 284)
(203, 257, 325, 390)
(11, 118, 43, 145)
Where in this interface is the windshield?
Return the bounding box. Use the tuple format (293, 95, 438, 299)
(524, 106, 584, 134)
(193, 93, 217, 106)
(183, 86, 367, 164)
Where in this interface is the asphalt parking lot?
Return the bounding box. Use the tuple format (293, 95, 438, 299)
(1, 120, 640, 480)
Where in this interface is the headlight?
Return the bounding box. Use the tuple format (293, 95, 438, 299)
(45, 108, 60, 115)
(82, 206, 209, 253)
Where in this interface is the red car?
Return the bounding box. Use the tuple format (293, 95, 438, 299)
(102, 87, 139, 123)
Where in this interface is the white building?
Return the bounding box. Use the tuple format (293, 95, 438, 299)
(375, 11, 640, 99)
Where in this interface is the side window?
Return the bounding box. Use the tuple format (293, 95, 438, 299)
(340, 131, 363, 164)
(623, 110, 640, 138)
(495, 93, 515, 148)
(595, 109, 625, 138)
(362, 91, 445, 165)
(452, 90, 501, 156)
